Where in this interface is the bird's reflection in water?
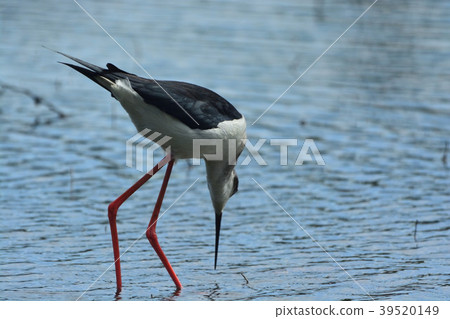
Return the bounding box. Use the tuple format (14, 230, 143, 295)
(157, 287, 182, 301)
(113, 287, 181, 301)
(205, 283, 221, 301)
(113, 291, 122, 301)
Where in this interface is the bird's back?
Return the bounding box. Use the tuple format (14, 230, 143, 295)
(89, 63, 243, 130)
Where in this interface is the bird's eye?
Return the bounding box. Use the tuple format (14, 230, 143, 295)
(231, 175, 239, 197)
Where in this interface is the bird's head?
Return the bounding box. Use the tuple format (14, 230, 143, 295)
(205, 162, 239, 270)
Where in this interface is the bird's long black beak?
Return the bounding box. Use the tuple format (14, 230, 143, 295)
(214, 212, 222, 270)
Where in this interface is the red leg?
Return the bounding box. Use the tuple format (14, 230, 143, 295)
(146, 158, 182, 290)
(108, 154, 171, 294)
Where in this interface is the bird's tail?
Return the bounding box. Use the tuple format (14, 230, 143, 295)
(47, 48, 129, 94)
(56, 51, 114, 92)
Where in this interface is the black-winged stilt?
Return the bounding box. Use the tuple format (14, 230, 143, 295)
(58, 52, 246, 292)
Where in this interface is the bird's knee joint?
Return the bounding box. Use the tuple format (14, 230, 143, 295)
(108, 202, 119, 220)
(146, 228, 157, 242)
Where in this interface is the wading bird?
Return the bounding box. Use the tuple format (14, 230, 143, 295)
(58, 52, 246, 293)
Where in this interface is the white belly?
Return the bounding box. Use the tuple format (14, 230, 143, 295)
(110, 78, 247, 160)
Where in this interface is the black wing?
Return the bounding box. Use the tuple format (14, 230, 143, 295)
(58, 52, 242, 130)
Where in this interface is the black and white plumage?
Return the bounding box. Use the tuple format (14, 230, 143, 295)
(58, 51, 246, 291)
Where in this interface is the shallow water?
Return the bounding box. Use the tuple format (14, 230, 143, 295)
(0, 0, 449, 300)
